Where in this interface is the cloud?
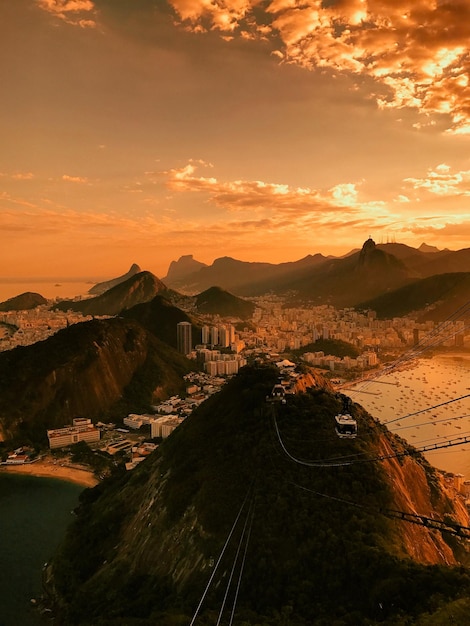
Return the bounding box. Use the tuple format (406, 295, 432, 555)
(36, 0, 97, 27)
(166, 0, 470, 133)
(160, 160, 373, 219)
(403, 217, 470, 242)
(0, 172, 35, 180)
(404, 164, 470, 197)
(62, 174, 90, 183)
(34, 1, 470, 131)
(169, 0, 253, 32)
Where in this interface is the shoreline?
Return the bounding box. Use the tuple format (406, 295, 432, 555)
(0, 459, 99, 488)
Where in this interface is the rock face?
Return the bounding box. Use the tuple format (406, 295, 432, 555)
(0, 292, 47, 311)
(49, 365, 470, 625)
(419, 243, 441, 254)
(0, 317, 191, 442)
(88, 263, 141, 295)
(163, 254, 207, 282)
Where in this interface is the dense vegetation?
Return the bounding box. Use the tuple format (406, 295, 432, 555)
(195, 286, 255, 319)
(0, 317, 192, 445)
(294, 338, 360, 359)
(121, 295, 201, 350)
(49, 365, 470, 625)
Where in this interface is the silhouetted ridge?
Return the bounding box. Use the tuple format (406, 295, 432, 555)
(88, 263, 141, 295)
(122, 294, 200, 349)
(195, 286, 255, 318)
(164, 254, 207, 282)
(0, 292, 47, 311)
(54, 271, 173, 316)
(357, 272, 470, 321)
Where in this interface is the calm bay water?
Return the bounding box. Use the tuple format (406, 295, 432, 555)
(349, 354, 470, 477)
(0, 474, 84, 626)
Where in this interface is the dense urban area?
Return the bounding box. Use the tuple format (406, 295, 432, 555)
(1, 292, 469, 499)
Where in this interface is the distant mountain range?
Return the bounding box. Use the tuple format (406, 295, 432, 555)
(162, 239, 470, 316)
(2, 239, 470, 322)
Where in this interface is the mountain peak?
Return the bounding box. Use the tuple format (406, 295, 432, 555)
(89, 264, 142, 295)
(357, 237, 377, 265)
(164, 254, 207, 282)
(362, 236, 376, 252)
(418, 243, 440, 253)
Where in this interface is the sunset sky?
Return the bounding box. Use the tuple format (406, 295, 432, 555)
(2, 0, 470, 279)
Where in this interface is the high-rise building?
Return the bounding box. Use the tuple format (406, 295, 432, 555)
(201, 325, 210, 344)
(218, 325, 230, 347)
(177, 321, 192, 355)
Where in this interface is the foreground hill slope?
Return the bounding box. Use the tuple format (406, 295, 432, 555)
(54, 271, 174, 316)
(49, 366, 470, 625)
(0, 317, 192, 443)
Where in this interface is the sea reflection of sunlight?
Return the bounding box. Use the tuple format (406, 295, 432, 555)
(348, 356, 470, 475)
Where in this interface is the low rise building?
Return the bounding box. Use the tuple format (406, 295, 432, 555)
(47, 417, 100, 449)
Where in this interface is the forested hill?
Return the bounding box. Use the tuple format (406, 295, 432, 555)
(49, 365, 470, 626)
(0, 317, 192, 444)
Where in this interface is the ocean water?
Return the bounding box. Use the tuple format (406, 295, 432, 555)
(348, 354, 470, 477)
(0, 474, 84, 626)
(0, 280, 101, 303)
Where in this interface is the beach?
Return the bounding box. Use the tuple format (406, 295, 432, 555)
(0, 458, 99, 488)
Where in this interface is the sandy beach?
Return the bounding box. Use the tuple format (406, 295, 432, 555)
(0, 458, 99, 488)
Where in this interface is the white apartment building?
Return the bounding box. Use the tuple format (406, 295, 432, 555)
(150, 416, 181, 439)
(47, 418, 100, 449)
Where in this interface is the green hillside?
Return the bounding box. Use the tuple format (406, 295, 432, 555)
(0, 317, 192, 445)
(48, 365, 470, 625)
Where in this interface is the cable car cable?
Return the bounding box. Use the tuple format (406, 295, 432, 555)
(189, 483, 254, 626)
(227, 498, 256, 626)
(216, 494, 255, 626)
(289, 481, 470, 538)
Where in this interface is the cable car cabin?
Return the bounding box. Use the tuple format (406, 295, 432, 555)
(266, 384, 287, 404)
(334, 413, 357, 439)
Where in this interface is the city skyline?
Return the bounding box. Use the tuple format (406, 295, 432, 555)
(2, 1, 470, 279)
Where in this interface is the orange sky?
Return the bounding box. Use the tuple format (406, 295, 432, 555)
(1, 0, 470, 279)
